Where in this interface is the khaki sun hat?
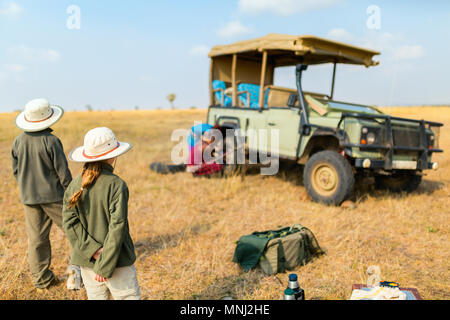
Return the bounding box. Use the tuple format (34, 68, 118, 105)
(15, 98, 64, 132)
(69, 127, 132, 163)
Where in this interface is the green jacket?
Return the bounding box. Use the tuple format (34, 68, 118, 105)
(62, 163, 136, 278)
(11, 129, 72, 205)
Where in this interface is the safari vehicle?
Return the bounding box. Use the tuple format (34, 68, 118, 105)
(205, 34, 443, 205)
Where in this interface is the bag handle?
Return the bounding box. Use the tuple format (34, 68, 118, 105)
(290, 224, 304, 232)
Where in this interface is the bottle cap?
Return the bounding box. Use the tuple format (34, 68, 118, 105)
(289, 274, 298, 281)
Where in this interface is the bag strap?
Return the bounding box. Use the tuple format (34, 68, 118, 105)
(298, 232, 310, 265)
(276, 240, 286, 273)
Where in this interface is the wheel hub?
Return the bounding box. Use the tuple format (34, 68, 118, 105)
(312, 164, 338, 196)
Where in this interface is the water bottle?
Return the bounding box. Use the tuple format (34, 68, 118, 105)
(283, 288, 296, 300)
(287, 273, 305, 300)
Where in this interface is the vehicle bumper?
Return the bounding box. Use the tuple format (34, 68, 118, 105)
(354, 158, 439, 171)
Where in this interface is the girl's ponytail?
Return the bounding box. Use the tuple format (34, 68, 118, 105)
(68, 162, 102, 208)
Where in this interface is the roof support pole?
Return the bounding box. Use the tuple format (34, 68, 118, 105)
(209, 58, 214, 106)
(330, 62, 337, 100)
(231, 54, 237, 106)
(259, 51, 268, 109)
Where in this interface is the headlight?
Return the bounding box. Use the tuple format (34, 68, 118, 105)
(360, 126, 379, 146)
(367, 132, 376, 144)
(426, 134, 435, 149)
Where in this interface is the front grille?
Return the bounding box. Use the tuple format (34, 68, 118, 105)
(392, 127, 421, 148)
(362, 125, 423, 150)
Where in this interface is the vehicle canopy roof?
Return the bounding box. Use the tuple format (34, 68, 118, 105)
(209, 33, 380, 67)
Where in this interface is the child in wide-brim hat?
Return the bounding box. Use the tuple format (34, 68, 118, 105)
(62, 127, 141, 300)
(11, 98, 81, 290)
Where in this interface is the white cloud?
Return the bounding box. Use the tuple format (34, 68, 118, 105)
(325, 28, 425, 62)
(393, 45, 425, 60)
(238, 0, 341, 16)
(189, 45, 210, 57)
(3, 63, 25, 73)
(217, 20, 252, 38)
(361, 32, 396, 52)
(0, 64, 25, 83)
(0, 1, 23, 17)
(7, 45, 61, 63)
(327, 28, 356, 43)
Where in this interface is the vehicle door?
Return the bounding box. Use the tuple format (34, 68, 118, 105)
(264, 107, 302, 159)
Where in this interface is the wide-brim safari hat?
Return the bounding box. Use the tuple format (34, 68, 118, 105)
(15, 98, 64, 132)
(69, 127, 133, 163)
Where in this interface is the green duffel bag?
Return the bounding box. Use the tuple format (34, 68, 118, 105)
(233, 224, 325, 275)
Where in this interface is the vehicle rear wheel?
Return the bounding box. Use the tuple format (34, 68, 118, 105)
(374, 171, 422, 193)
(222, 128, 244, 178)
(304, 150, 355, 206)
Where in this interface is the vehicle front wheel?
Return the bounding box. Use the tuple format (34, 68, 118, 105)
(304, 151, 355, 206)
(374, 171, 422, 193)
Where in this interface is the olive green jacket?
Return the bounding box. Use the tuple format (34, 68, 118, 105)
(11, 129, 72, 205)
(62, 163, 136, 278)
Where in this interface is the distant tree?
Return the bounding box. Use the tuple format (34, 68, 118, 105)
(135, 105, 140, 110)
(85, 104, 93, 112)
(166, 94, 176, 109)
(190, 106, 197, 110)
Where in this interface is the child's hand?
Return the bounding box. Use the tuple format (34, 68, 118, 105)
(92, 248, 103, 260)
(95, 274, 107, 282)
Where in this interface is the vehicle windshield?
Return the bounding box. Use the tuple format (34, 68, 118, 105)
(325, 101, 381, 114)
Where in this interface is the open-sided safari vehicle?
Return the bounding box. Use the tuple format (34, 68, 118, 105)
(205, 34, 443, 205)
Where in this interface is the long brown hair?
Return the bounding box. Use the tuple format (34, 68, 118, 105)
(68, 162, 102, 208)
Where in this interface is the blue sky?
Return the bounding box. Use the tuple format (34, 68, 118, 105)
(0, 0, 449, 111)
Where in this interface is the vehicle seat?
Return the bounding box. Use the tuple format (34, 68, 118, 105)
(266, 86, 297, 107)
(237, 83, 269, 109)
(212, 80, 232, 107)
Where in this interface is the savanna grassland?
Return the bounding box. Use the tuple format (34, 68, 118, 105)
(0, 106, 448, 300)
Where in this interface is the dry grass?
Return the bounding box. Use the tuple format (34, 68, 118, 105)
(0, 107, 448, 300)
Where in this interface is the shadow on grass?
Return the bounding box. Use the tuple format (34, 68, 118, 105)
(270, 160, 446, 204)
(416, 179, 446, 194)
(135, 224, 211, 259)
(149, 159, 445, 204)
(224, 159, 304, 183)
(351, 177, 445, 203)
(274, 160, 304, 186)
(187, 270, 266, 300)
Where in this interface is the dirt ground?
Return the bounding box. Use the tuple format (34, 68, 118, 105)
(0, 106, 448, 300)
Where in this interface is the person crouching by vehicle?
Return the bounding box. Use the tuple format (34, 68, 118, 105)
(11, 98, 82, 291)
(186, 124, 224, 178)
(62, 127, 141, 300)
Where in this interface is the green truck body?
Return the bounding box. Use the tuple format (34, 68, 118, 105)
(205, 34, 443, 205)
